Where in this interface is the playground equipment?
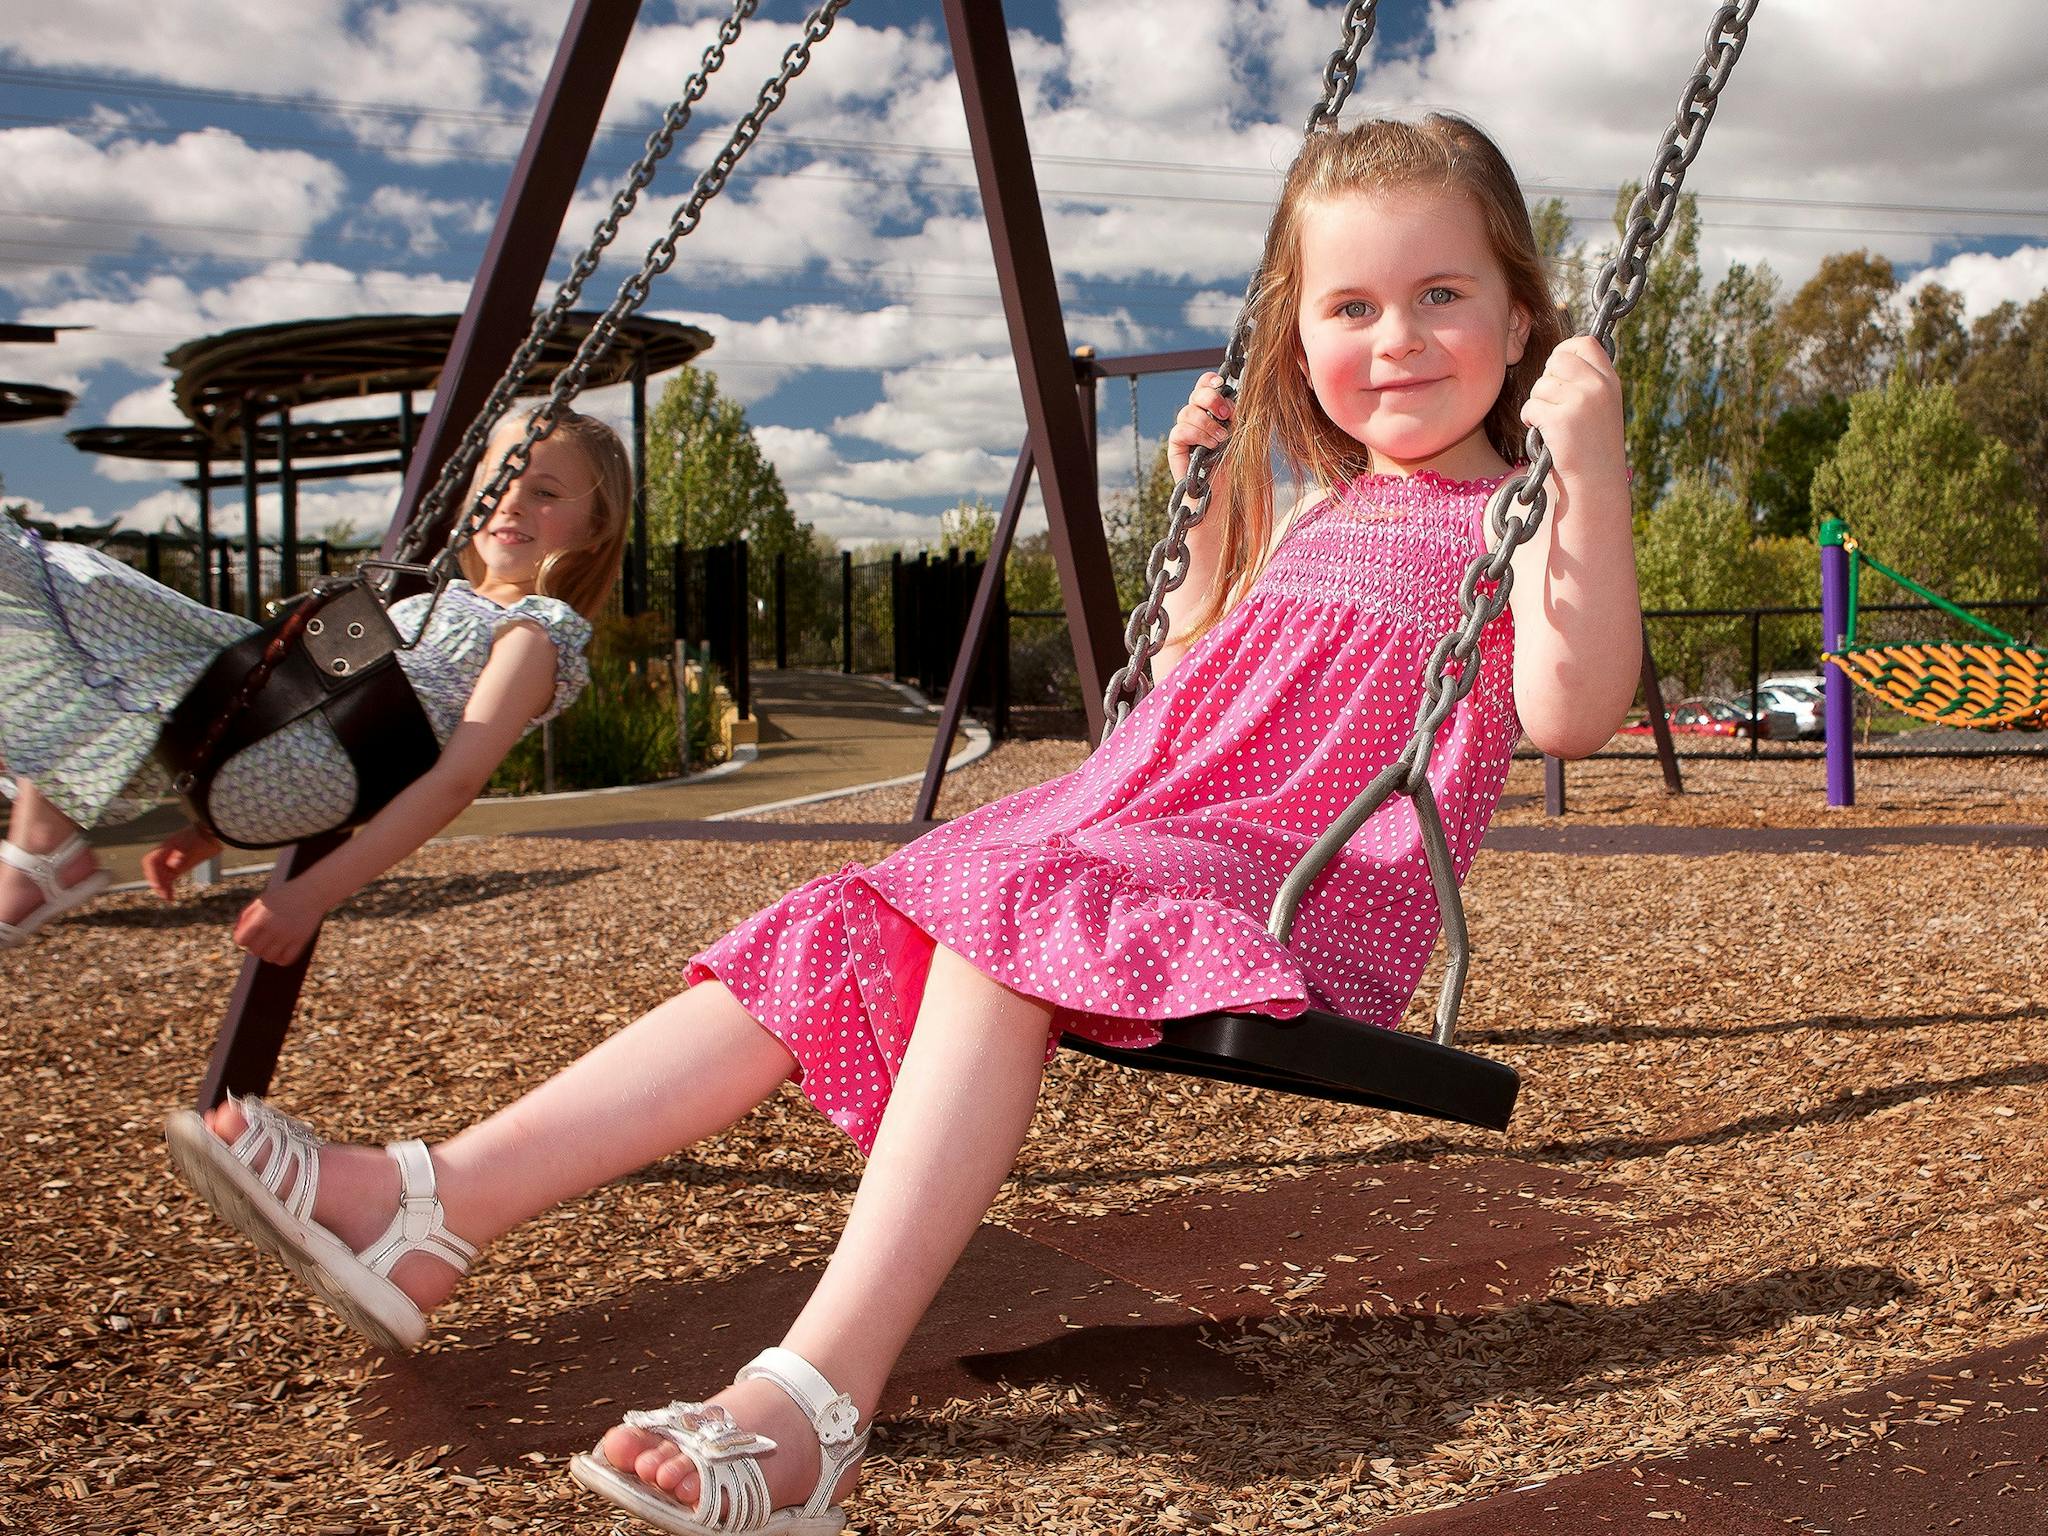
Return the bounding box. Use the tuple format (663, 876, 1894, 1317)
(194, 0, 1757, 1137)
(1819, 518, 2046, 806)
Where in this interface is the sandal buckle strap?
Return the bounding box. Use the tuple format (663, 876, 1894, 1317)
(736, 1345, 862, 1447)
(357, 1139, 478, 1280)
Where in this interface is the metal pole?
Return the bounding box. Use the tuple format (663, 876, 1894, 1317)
(239, 395, 261, 618)
(774, 551, 787, 669)
(1820, 519, 1855, 807)
(1543, 755, 1565, 816)
(916, 443, 1033, 820)
(198, 0, 647, 1111)
(195, 451, 214, 608)
(1747, 610, 1761, 759)
(840, 549, 853, 674)
(277, 405, 299, 598)
(630, 343, 649, 617)
(943, 0, 1124, 743)
(398, 388, 417, 468)
(379, 0, 647, 561)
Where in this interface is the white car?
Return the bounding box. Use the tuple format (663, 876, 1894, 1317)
(1733, 683, 1822, 739)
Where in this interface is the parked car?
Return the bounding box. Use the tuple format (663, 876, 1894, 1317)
(1622, 694, 1800, 739)
(1763, 671, 1829, 697)
(1731, 683, 1822, 739)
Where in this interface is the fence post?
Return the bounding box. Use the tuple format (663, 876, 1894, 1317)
(774, 550, 787, 670)
(145, 533, 161, 583)
(1819, 519, 1854, 807)
(1747, 610, 1762, 759)
(841, 550, 854, 674)
(734, 539, 750, 720)
(890, 551, 905, 680)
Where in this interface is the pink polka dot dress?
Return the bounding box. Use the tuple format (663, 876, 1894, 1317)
(686, 469, 1523, 1152)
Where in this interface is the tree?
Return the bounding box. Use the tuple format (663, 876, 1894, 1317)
(1956, 293, 2048, 584)
(1102, 441, 1176, 612)
(1810, 373, 2035, 633)
(1603, 187, 1707, 518)
(1671, 260, 1787, 506)
(1636, 472, 1775, 691)
(1778, 250, 1899, 404)
(1903, 282, 1969, 385)
(1751, 395, 1851, 541)
(1529, 195, 1593, 329)
(645, 366, 804, 557)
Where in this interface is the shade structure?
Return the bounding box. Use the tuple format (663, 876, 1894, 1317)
(68, 418, 406, 465)
(0, 381, 76, 425)
(166, 311, 712, 444)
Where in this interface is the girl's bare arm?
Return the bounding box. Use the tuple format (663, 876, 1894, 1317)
(230, 622, 560, 962)
(1499, 336, 1641, 759)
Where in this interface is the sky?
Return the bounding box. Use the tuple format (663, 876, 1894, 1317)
(2, 0, 2046, 551)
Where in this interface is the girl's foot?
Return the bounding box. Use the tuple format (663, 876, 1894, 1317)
(595, 1376, 865, 1517)
(578, 1348, 869, 1529)
(196, 1097, 474, 1317)
(0, 836, 109, 945)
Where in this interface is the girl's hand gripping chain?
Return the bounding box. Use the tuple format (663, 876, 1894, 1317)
(1167, 372, 1235, 482)
(1517, 335, 1627, 494)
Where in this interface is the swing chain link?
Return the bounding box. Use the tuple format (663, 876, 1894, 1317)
(1097, 0, 1381, 742)
(414, 0, 851, 595)
(397, 0, 766, 565)
(1399, 0, 1756, 793)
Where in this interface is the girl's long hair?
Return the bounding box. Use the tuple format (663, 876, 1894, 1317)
(1176, 112, 1565, 651)
(455, 407, 633, 620)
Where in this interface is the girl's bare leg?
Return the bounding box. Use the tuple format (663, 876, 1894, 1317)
(1, 776, 98, 928)
(201, 978, 798, 1312)
(602, 941, 1054, 1515)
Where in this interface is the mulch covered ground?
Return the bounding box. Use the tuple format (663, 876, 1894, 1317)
(3, 743, 2044, 1534)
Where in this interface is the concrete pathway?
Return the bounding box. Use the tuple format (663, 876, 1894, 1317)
(80, 668, 973, 885)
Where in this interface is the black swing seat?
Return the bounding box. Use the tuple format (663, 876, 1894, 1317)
(155, 579, 441, 849)
(1063, 1010, 1519, 1130)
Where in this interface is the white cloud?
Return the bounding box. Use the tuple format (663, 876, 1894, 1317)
(347, 187, 496, 256)
(0, 125, 346, 298)
(830, 357, 1024, 455)
(1, 263, 472, 398)
(1901, 245, 2048, 320)
(789, 487, 943, 547)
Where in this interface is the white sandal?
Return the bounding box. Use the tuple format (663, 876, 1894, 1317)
(163, 1094, 478, 1354)
(569, 1345, 870, 1534)
(0, 835, 111, 948)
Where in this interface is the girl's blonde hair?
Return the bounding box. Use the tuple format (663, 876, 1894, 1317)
(455, 406, 633, 620)
(1178, 112, 1565, 650)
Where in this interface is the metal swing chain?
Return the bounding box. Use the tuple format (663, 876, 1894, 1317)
(398, 0, 851, 617)
(1265, 0, 1759, 1051)
(1399, 0, 1759, 792)
(1097, 0, 1382, 741)
(397, 0, 766, 565)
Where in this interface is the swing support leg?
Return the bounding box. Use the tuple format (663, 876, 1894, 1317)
(192, 0, 643, 1109)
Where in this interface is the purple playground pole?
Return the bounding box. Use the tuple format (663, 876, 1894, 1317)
(1819, 518, 1854, 807)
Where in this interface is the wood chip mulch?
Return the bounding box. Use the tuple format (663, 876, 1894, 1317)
(3, 743, 2044, 1535)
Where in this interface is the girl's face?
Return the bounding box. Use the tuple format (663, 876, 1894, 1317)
(1294, 186, 1529, 480)
(472, 429, 598, 593)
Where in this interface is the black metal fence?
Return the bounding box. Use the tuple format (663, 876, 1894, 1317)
(27, 526, 372, 616)
(40, 520, 2041, 756)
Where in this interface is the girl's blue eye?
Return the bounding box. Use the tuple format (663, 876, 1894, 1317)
(1338, 300, 1372, 320)
(1422, 286, 1460, 305)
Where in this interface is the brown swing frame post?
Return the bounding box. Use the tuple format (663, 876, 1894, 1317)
(195, 0, 1130, 1107)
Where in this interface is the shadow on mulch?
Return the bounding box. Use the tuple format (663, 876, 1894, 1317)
(1016, 1161, 1629, 1321)
(68, 863, 616, 930)
(1468, 1002, 2047, 1047)
(353, 1224, 1263, 1474)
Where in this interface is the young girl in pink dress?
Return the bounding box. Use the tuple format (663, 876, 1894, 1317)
(166, 113, 1641, 1535)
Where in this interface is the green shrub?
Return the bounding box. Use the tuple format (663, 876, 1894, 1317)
(489, 651, 680, 794)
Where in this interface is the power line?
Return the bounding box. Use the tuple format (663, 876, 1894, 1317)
(4, 69, 2045, 224)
